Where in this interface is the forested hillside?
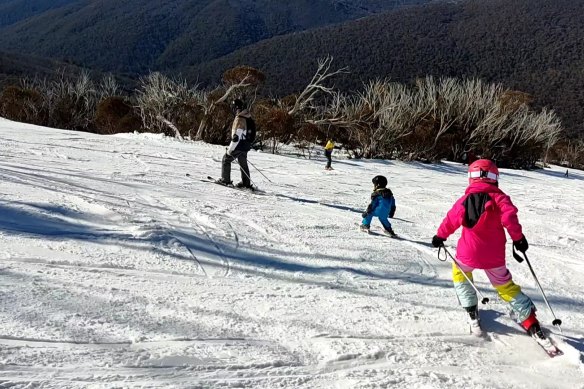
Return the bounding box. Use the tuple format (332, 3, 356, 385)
(0, 0, 79, 28)
(184, 0, 584, 135)
(0, 0, 430, 73)
(0, 51, 83, 85)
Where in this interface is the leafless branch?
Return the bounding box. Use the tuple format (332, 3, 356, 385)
(288, 56, 348, 115)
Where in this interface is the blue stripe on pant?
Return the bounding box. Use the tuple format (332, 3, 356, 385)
(452, 267, 478, 308)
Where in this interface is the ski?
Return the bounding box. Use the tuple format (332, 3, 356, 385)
(535, 337, 563, 358)
(359, 225, 372, 234)
(465, 308, 486, 338)
(523, 326, 563, 358)
(357, 224, 399, 239)
(509, 311, 563, 358)
(385, 231, 399, 239)
(468, 310, 562, 355)
(189, 174, 264, 194)
(468, 320, 485, 338)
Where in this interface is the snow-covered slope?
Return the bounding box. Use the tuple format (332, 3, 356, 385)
(0, 118, 583, 388)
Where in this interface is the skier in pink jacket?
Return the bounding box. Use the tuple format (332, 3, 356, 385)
(431, 159, 543, 339)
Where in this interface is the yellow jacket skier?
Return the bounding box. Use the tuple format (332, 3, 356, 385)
(324, 139, 334, 170)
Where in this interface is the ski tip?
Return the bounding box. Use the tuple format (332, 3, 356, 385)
(546, 347, 564, 358)
(532, 334, 564, 358)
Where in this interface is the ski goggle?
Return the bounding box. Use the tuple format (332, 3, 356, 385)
(468, 170, 498, 181)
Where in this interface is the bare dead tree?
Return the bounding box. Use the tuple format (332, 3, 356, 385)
(27, 70, 99, 130)
(316, 76, 563, 163)
(97, 74, 120, 100)
(156, 115, 183, 140)
(194, 66, 265, 141)
(288, 56, 348, 116)
(538, 109, 563, 163)
(560, 139, 584, 167)
(193, 75, 250, 141)
(135, 72, 203, 138)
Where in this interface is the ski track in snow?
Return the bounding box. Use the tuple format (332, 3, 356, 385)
(0, 118, 583, 388)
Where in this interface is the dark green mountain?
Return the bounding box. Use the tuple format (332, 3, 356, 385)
(0, 0, 430, 74)
(0, 50, 83, 86)
(0, 0, 79, 28)
(184, 0, 584, 135)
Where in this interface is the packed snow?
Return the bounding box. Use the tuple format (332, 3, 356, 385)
(0, 118, 583, 388)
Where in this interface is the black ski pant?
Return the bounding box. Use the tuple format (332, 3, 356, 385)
(325, 150, 332, 169)
(222, 150, 250, 186)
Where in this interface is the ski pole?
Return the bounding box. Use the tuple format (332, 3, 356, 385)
(513, 248, 563, 331)
(227, 148, 271, 185)
(439, 245, 490, 304)
(232, 156, 256, 187)
(247, 159, 272, 183)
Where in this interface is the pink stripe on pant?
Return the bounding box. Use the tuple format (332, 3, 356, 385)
(456, 263, 512, 286)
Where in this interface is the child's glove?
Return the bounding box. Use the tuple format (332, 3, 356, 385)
(432, 235, 446, 248)
(361, 212, 369, 218)
(513, 236, 529, 253)
(389, 205, 396, 218)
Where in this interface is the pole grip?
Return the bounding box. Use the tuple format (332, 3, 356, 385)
(512, 246, 524, 263)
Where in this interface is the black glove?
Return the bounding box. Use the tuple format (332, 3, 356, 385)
(389, 205, 396, 218)
(513, 236, 529, 253)
(432, 235, 446, 248)
(362, 212, 369, 218)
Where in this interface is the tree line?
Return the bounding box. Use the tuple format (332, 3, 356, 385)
(0, 61, 580, 169)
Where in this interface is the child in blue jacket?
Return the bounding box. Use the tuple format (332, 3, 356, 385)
(360, 175, 397, 237)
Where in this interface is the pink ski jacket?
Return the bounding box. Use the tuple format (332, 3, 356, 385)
(436, 182, 523, 269)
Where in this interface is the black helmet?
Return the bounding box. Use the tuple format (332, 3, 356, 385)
(372, 175, 387, 188)
(231, 99, 245, 111)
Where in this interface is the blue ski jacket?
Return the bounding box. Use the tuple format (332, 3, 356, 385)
(365, 188, 396, 218)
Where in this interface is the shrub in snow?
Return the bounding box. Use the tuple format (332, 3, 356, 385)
(0, 85, 45, 125)
(95, 96, 143, 135)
